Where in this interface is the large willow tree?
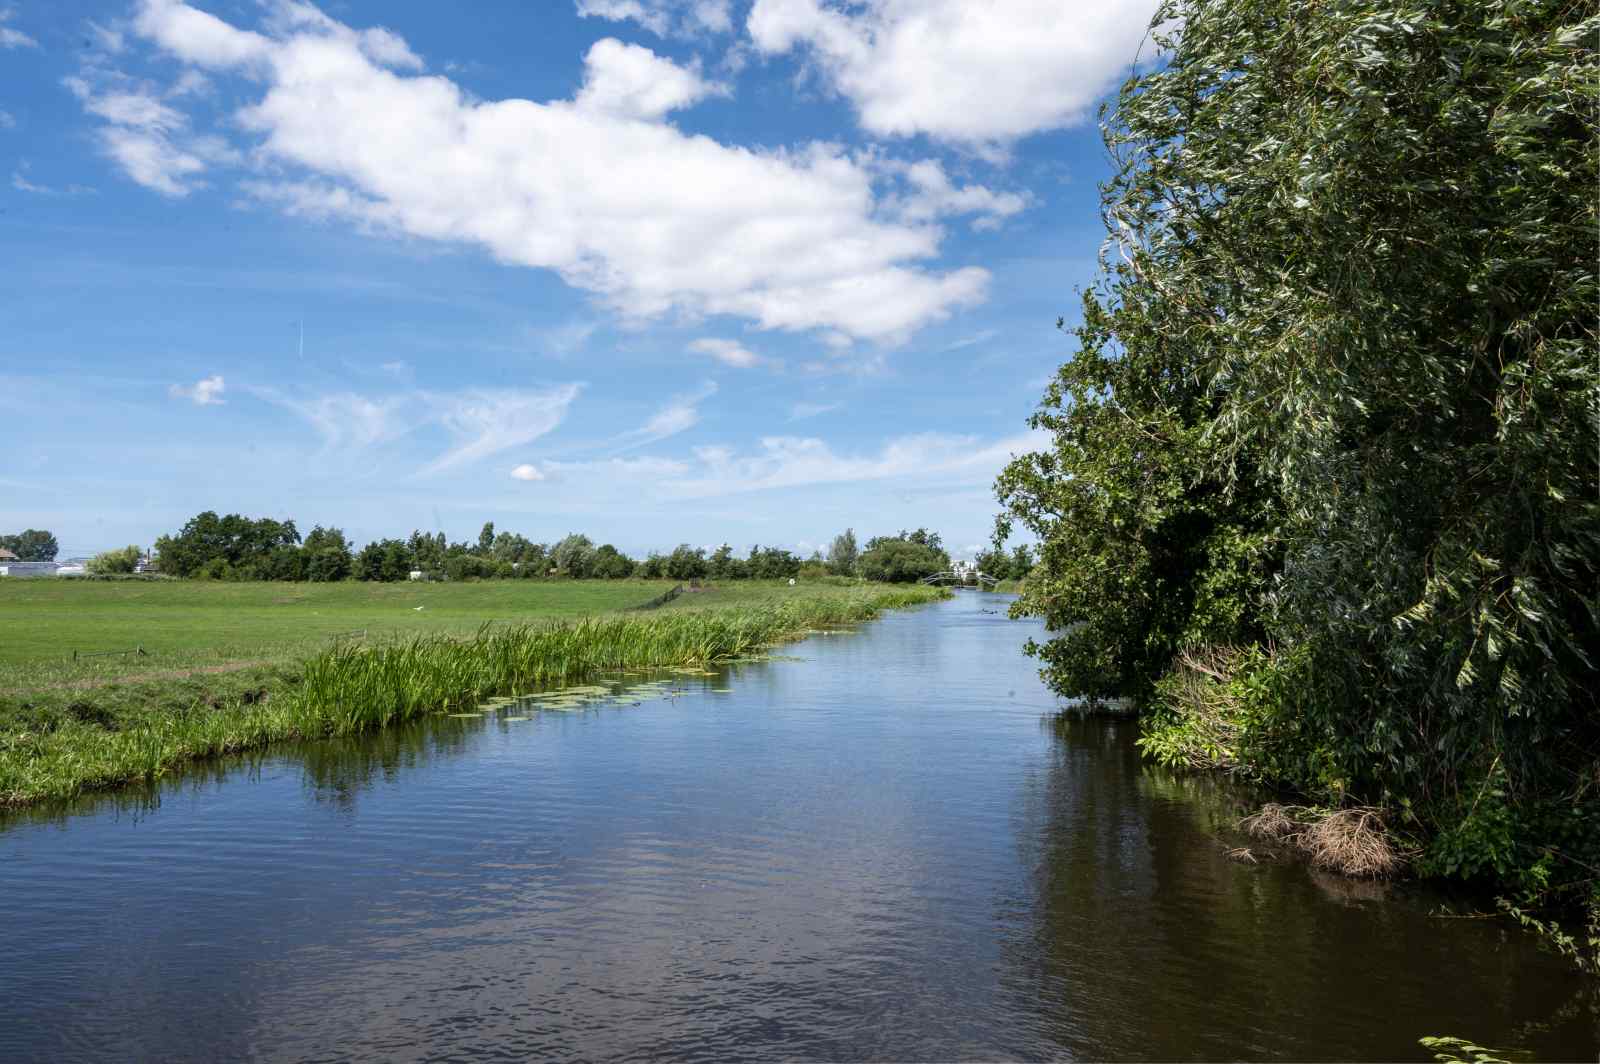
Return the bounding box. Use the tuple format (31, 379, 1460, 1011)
(997, 0, 1598, 930)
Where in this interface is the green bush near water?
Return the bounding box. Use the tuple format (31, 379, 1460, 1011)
(996, 0, 1598, 967)
(0, 585, 947, 808)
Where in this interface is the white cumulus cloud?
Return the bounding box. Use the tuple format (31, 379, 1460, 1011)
(575, 37, 724, 119)
(86, 0, 990, 346)
(510, 463, 546, 482)
(747, 0, 1159, 146)
(170, 374, 226, 405)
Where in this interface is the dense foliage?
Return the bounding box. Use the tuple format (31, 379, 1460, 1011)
(997, 0, 1598, 960)
(0, 529, 59, 562)
(973, 542, 1036, 584)
(859, 529, 952, 583)
(86, 546, 143, 575)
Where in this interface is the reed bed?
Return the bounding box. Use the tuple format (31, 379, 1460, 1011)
(0, 585, 947, 807)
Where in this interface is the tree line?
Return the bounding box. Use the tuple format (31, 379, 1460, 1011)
(996, 0, 1596, 965)
(135, 512, 968, 584)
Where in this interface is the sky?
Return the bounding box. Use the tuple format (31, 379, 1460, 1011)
(1, 0, 1159, 562)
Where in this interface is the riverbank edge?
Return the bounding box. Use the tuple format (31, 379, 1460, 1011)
(0, 585, 950, 808)
(1103, 663, 1600, 975)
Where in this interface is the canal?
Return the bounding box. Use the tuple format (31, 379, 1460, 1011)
(2, 594, 1592, 1060)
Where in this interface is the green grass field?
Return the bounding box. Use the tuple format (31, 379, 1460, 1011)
(0, 578, 867, 689)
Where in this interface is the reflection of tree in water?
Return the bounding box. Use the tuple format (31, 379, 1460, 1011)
(997, 714, 1598, 1060)
(298, 716, 480, 813)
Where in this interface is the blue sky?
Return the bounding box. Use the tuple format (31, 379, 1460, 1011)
(1, 0, 1157, 561)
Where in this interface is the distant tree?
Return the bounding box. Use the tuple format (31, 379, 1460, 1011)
(973, 545, 1008, 581)
(747, 545, 800, 580)
(477, 521, 496, 555)
(827, 528, 859, 576)
(666, 544, 708, 581)
(1, 529, 58, 562)
(885, 528, 943, 554)
(87, 545, 141, 574)
(491, 530, 535, 562)
(707, 543, 736, 579)
(444, 554, 495, 581)
(356, 538, 414, 582)
(1008, 543, 1035, 581)
(551, 533, 596, 578)
(263, 544, 306, 582)
(155, 512, 300, 578)
(407, 530, 445, 571)
(637, 553, 667, 579)
(301, 525, 353, 582)
(859, 538, 944, 583)
(590, 544, 635, 579)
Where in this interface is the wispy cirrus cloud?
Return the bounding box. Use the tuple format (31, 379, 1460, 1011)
(12, 159, 96, 195)
(788, 400, 841, 421)
(169, 374, 226, 405)
(252, 382, 583, 476)
(575, 0, 733, 37)
(421, 386, 582, 476)
(0, 8, 38, 49)
(61, 74, 235, 197)
(253, 389, 409, 450)
(611, 381, 717, 451)
(673, 428, 1047, 498)
(689, 337, 768, 369)
(546, 426, 1046, 500)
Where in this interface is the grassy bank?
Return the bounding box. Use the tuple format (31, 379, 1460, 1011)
(0, 578, 774, 667)
(0, 578, 876, 689)
(0, 584, 947, 807)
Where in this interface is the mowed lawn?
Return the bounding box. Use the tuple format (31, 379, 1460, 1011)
(0, 579, 816, 675)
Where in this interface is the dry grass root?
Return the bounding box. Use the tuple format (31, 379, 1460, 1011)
(1239, 802, 1404, 878)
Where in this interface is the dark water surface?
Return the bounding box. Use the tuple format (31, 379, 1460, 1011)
(2, 595, 1594, 1061)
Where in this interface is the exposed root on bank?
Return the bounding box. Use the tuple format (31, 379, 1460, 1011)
(1302, 807, 1402, 877)
(1240, 802, 1296, 841)
(1237, 802, 1404, 878)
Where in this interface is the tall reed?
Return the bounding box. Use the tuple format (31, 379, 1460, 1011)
(1, 585, 948, 806)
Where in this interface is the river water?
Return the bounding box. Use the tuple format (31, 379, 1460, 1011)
(2, 594, 1594, 1061)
